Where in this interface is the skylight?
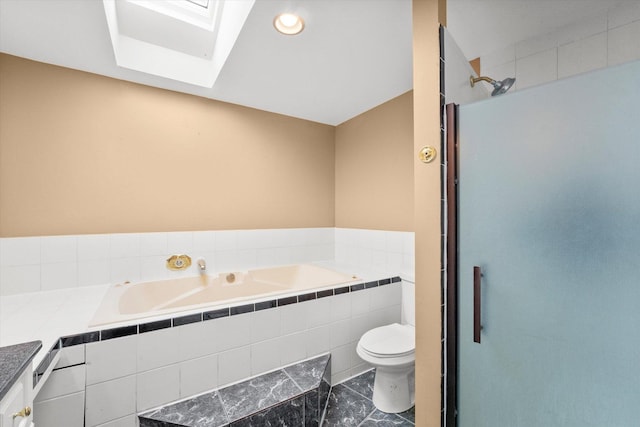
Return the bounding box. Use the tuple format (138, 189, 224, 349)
(103, 0, 254, 87)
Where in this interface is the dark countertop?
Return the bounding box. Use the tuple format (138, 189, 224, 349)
(0, 341, 42, 400)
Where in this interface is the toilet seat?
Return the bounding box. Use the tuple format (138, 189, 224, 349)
(359, 323, 415, 358)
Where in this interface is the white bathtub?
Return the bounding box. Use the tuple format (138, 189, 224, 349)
(89, 264, 359, 327)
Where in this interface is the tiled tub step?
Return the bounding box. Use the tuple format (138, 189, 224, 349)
(139, 354, 331, 427)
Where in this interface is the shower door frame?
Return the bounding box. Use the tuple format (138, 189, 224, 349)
(444, 103, 459, 427)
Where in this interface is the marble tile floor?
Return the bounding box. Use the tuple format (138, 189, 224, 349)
(139, 354, 331, 427)
(322, 369, 415, 427)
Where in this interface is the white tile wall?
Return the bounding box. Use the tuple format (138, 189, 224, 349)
(86, 336, 137, 385)
(305, 296, 333, 329)
(57, 345, 85, 369)
(280, 302, 308, 335)
(558, 32, 608, 79)
(516, 48, 558, 90)
(330, 319, 351, 348)
(351, 290, 371, 317)
(218, 346, 251, 385)
(34, 391, 85, 427)
(516, 32, 558, 59)
(278, 332, 307, 366)
(179, 353, 218, 398)
(331, 343, 352, 376)
(334, 228, 414, 277)
(77, 235, 110, 261)
(250, 339, 281, 374)
(0, 227, 415, 296)
(41, 236, 77, 264)
(305, 325, 332, 356)
(251, 308, 281, 342)
(478, 3, 640, 93)
(608, 1, 640, 29)
(556, 14, 607, 46)
(34, 350, 87, 427)
(78, 259, 109, 287)
(109, 257, 141, 284)
(608, 20, 640, 66)
(94, 415, 138, 427)
(481, 44, 516, 72)
(137, 327, 179, 372)
(329, 293, 352, 322)
(177, 321, 217, 361)
(0, 265, 41, 294)
(136, 365, 180, 412)
(0, 237, 40, 265)
(0, 228, 336, 296)
(85, 375, 136, 427)
(139, 233, 168, 257)
(167, 232, 193, 254)
(214, 313, 253, 352)
(41, 262, 78, 291)
(35, 365, 86, 401)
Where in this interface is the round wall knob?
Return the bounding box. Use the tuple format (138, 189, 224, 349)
(418, 146, 437, 163)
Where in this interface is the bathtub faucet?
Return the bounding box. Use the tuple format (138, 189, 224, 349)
(197, 258, 206, 274)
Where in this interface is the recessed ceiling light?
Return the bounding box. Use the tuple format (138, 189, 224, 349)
(274, 13, 304, 35)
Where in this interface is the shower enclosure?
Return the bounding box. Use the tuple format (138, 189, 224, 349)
(456, 59, 640, 426)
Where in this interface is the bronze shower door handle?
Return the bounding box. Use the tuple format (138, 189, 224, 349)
(474, 266, 482, 343)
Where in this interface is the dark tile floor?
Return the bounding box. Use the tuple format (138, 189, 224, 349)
(322, 369, 415, 427)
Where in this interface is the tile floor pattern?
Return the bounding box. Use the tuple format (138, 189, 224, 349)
(322, 369, 415, 426)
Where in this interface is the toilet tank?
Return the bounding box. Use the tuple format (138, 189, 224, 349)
(401, 276, 415, 326)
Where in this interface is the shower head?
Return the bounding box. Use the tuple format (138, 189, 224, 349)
(470, 75, 516, 96)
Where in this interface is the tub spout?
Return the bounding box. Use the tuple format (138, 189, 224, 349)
(197, 258, 206, 274)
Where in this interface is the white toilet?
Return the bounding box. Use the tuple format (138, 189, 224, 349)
(356, 278, 415, 413)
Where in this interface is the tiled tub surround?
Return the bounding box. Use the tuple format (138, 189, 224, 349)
(30, 277, 404, 427)
(0, 228, 414, 426)
(139, 354, 331, 426)
(0, 227, 414, 364)
(0, 228, 414, 298)
(0, 228, 337, 297)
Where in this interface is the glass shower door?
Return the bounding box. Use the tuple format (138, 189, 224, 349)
(457, 60, 640, 427)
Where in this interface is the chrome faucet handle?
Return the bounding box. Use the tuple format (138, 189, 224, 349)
(196, 257, 206, 271)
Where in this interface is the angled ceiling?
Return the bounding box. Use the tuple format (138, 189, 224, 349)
(0, 0, 412, 126)
(0, 0, 630, 125)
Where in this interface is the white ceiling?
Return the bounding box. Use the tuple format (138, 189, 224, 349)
(0, 0, 631, 125)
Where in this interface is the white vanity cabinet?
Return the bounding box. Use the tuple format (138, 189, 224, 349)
(0, 341, 41, 427)
(0, 367, 34, 427)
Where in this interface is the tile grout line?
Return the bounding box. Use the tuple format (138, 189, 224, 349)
(355, 407, 378, 427)
(215, 391, 232, 426)
(340, 382, 373, 403)
(340, 374, 415, 426)
(281, 369, 304, 395)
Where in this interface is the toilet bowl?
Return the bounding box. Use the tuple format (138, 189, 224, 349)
(356, 322, 415, 413)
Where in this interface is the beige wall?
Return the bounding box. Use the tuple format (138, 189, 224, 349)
(413, 0, 444, 425)
(0, 54, 335, 237)
(335, 91, 414, 231)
